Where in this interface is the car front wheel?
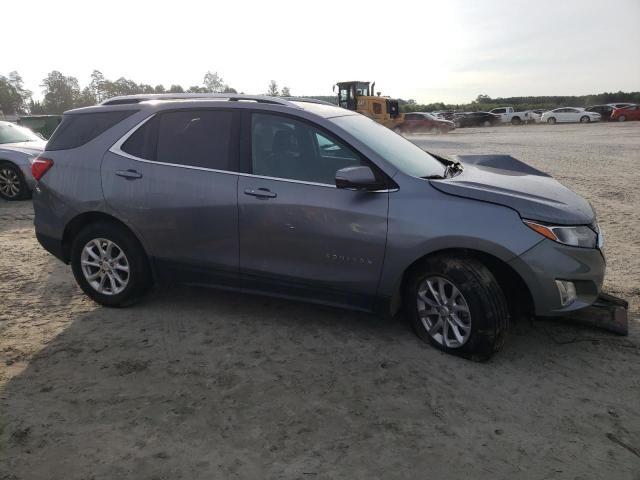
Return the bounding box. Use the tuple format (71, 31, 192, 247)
(580, 115, 590, 123)
(405, 255, 509, 360)
(547, 117, 557, 125)
(0, 163, 30, 201)
(618, 115, 626, 122)
(71, 222, 152, 307)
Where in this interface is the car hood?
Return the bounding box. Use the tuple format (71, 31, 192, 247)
(0, 140, 46, 156)
(429, 155, 594, 225)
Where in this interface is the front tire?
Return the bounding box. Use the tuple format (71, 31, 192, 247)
(0, 163, 31, 201)
(618, 115, 626, 122)
(71, 222, 152, 307)
(405, 255, 509, 360)
(547, 117, 557, 125)
(580, 115, 590, 123)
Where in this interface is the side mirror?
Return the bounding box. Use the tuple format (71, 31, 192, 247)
(335, 166, 384, 191)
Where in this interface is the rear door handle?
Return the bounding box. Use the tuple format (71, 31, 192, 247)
(115, 169, 143, 180)
(244, 188, 277, 199)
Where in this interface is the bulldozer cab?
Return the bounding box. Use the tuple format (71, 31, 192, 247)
(336, 81, 372, 110)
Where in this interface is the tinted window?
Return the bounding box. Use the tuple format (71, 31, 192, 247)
(492, 108, 506, 114)
(121, 115, 159, 160)
(156, 110, 233, 170)
(47, 110, 136, 151)
(252, 113, 363, 184)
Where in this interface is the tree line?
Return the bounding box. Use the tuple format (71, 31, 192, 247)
(2, 69, 639, 116)
(0, 70, 292, 115)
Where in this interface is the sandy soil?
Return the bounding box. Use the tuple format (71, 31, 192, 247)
(1, 122, 639, 479)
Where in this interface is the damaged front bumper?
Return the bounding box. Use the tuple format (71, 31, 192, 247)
(563, 292, 629, 335)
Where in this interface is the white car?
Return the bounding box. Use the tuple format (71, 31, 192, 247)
(541, 108, 601, 124)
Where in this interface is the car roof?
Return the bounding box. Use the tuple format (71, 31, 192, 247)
(63, 93, 354, 119)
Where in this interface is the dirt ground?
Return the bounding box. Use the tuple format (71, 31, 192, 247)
(1, 122, 639, 480)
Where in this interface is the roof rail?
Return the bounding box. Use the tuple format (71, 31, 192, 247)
(101, 93, 298, 107)
(281, 97, 337, 106)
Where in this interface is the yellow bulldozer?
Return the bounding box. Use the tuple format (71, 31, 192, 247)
(334, 80, 404, 130)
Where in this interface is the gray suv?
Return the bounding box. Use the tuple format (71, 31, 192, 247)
(32, 94, 607, 359)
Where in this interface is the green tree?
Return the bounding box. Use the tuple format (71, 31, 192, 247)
(154, 84, 166, 93)
(281, 86, 291, 97)
(203, 71, 224, 93)
(41, 71, 81, 114)
(267, 80, 279, 96)
(168, 84, 184, 93)
(88, 70, 107, 103)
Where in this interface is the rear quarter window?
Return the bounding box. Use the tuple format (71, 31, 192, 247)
(46, 110, 136, 151)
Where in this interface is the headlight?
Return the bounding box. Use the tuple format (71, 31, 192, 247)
(524, 220, 598, 248)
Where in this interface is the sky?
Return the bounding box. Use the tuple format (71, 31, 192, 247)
(3, 0, 639, 104)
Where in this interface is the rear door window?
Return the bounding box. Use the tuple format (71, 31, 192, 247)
(121, 110, 236, 172)
(47, 110, 136, 151)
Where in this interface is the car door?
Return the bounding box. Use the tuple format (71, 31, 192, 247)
(237, 111, 389, 309)
(102, 108, 241, 286)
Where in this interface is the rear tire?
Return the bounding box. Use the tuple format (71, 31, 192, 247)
(580, 115, 590, 123)
(430, 126, 440, 135)
(547, 117, 557, 125)
(482, 120, 491, 127)
(511, 117, 522, 125)
(0, 162, 31, 201)
(71, 222, 152, 307)
(404, 254, 509, 361)
(618, 115, 626, 122)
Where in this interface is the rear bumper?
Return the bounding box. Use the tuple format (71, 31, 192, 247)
(36, 231, 66, 263)
(509, 239, 606, 317)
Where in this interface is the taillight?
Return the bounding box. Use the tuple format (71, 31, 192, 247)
(31, 157, 54, 181)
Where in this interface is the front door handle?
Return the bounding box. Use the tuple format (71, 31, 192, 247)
(115, 169, 143, 180)
(244, 187, 277, 199)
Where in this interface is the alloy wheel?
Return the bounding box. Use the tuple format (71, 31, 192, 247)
(417, 276, 472, 348)
(0, 167, 21, 198)
(80, 238, 130, 295)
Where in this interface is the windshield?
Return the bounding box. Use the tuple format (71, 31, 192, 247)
(0, 122, 41, 144)
(331, 114, 444, 178)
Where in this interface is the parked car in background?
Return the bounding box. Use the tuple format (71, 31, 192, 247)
(585, 105, 616, 121)
(488, 107, 536, 125)
(17, 115, 62, 139)
(31, 93, 610, 359)
(394, 112, 455, 134)
(608, 103, 634, 109)
(454, 112, 501, 128)
(0, 121, 46, 200)
(610, 104, 640, 122)
(541, 108, 601, 124)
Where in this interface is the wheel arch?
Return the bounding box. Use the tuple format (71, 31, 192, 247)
(61, 211, 156, 281)
(388, 247, 534, 322)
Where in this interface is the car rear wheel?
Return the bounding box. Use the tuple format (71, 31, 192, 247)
(405, 254, 509, 360)
(511, 117, 522, 125)
(482, 120, 491, 127)
(430, 126, 440, 135)
(547, 117, 557, 125)
(0, 163, 31, 201)
(580, 115, 590, 123)
(71, 222, 152, 307)
(618, 115, 626, 122)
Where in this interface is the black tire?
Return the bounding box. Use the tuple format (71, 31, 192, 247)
(482, 120, 491, 127)
(404, 254, 509, 361)
(618, 115, 626, 122)
(70, 221, 152, 307)
(511, 117, 522, 125)
(547, 117, 556, 125)
(580, 115, 590, 123)
(0, 162, 31, 201)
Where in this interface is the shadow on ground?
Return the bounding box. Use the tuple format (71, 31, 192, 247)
(2, 282, 639, 479)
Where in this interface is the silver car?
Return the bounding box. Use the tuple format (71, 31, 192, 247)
(31, 94, 611, 359)
(0, 121, 46, 200)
